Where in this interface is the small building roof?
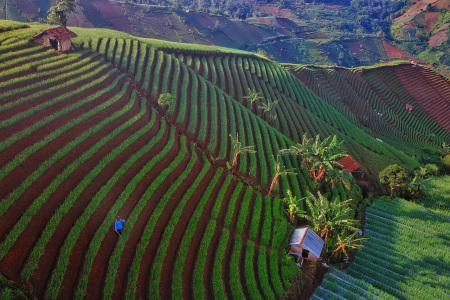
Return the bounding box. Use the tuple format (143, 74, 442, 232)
(338, 155, 361, 173)
(289, 227, 324, 259)
(34, 26, 77, 41)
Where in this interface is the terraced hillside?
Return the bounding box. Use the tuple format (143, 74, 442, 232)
(288, 63, 450, 156)
(313, 197, 450, 299)
(0, 20, 445, 299)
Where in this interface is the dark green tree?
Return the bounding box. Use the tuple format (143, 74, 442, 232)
(379, 164, 409, 198)
(47, 0, 76, 27)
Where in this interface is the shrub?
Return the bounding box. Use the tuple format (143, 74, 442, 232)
(443, 154, 450, 174)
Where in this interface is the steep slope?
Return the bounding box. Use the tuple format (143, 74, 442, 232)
(0, 21, 442, 299)
(287, 63, 450, 157)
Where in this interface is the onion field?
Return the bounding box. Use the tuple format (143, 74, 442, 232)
(313, 197, 450, 300)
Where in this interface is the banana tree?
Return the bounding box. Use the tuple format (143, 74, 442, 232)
(283, 190, 306, 224)
(259, 99, 278, 126)
(305, 192, 359, 258)
(268, 155, 296, 196)
(228, 133, 256, 173)
(244, 88, 263, 114)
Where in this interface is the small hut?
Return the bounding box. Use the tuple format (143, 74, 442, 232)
(338, 155, 366, 179)
(289, 227, 324, 262)
(34, 26, 77, 52)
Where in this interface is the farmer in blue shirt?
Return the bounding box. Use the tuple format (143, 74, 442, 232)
(114, 218, 125, 236)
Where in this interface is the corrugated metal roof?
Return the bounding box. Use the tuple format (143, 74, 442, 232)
(289, 227, 324, 258)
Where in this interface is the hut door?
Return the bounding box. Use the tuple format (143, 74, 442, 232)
(50, 38, 58, 50)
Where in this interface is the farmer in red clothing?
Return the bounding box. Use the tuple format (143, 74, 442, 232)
(114, 218, 125, 237)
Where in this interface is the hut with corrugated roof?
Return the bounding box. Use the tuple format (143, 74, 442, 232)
(289, 227, 324, 262)
(33, 26, 77, 52)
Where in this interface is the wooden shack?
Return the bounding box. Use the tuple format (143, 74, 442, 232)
(289, 227, 324, 262)
(338, 155, 366, 180)
(34, 26, 77, 52)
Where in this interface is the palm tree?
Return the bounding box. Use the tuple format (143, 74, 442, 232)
(283, 190, 306, 224)
(259, 99, 278, 125)
(244, 88, 263, 113)
(228, 133, 256, 173)
(268, 155, 296, 196)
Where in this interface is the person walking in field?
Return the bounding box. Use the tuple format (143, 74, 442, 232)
(114, 218, 126, 237)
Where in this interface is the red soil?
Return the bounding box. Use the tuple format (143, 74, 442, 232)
(347, 41, 363, 56)
(31, 106, 161, 298)
(0, 79, 134, 280)
(429, 30, 448, 47)
(382, 41, 414, 61)
(425, 12, 439, 32)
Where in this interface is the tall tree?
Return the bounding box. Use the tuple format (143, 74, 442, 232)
(47, 0, 75, 27)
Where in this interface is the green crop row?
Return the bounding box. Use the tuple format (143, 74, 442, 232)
(261, 197, 272, 246)
(258, 248, 275, 300)
(236, 187, 253, 234)
(135, 42, 147, 83)
(223, 182, 244, 228)
(92, 126, 179, 300)
(124, 135, 189, 299)
(0, 52, 104, 89)
(269, 251, 284, 297)
(141, 46, 155, 91)
(149, 153, 210, 299)
(175, 65, 189, 124)
(0, 48, 53, 74)
(76, 124, 174, 299)
(147, 145, 198, 298)
(244, 242, 261, 300)
(0, 61, 109, 128)
(0, 76, 126, 220)
(206, 83, 218, 153)
(192, 220, 216, 300)
(249, 193, 262, 241)
(210, 175, 233, 220)
(0, 72, 123, 183)
(229, 235, 245, 299)
(45, 119, 169, 300)
(151, 50, 165, 97)
(161, 52, 172, 95)
(171, 169, 222, 298)
(212, 229, 229, 298)
(20, 93, 147, 279)
(3, 88, 137, 273)
(187, 68, 198, 135)
(197, 78, 208, 142)
(271, 197, 288, 249)
(0, 52, 101, 104)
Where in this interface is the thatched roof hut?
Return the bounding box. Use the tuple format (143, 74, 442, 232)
(34, 26, 77, 52)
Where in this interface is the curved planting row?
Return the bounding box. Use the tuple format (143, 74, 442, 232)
(290, 64, 450, 151)
(81, 36, 317, 197)
(0, 25, 299, 299)
(313, 198, 450, 299)
(180, 52, 419, 180)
